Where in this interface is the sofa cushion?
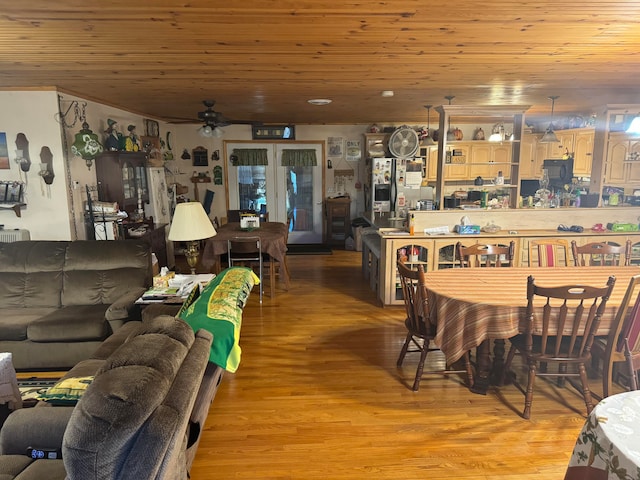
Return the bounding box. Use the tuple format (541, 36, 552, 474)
(27, 306, 110, 342)
(0, 455, 34, 479)
(0, 242, 67, 309)
(62, 240, 151, 306)
(12, 459, 66, 479)
(179, 267, 258, 373)
(0, 309, 58, 341)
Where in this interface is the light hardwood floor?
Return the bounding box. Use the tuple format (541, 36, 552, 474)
(189, 250, 618, 480)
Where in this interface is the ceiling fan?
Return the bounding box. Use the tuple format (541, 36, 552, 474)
(167, 100, 260, 138)
(196, 100, 231, 128)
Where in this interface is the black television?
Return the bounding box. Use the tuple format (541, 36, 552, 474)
(543, 158, 574, 189)
(520, 179, 540, 197)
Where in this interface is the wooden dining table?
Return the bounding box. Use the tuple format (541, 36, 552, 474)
(424, 266, 640, 394)
(201, 221, 290, 290)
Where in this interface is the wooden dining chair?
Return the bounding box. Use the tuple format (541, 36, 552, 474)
(528, 238, 571, 267)
(571, 240, 632, 267)
(227, 236, 273, 303)
(456, 241, 515, 268)
(590, 274, 640, 397)
(396, 260, 474, 391)
(275, 212, 294, 285)
(226, 209, 254, 224)
(503, 275, 616, 419)
(624, 338, 639, 391)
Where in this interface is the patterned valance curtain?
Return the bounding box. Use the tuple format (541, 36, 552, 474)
(231, 148, 269, 166)
(281, 149, 317, 167)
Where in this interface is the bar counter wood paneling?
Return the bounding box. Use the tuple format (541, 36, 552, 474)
(368, 207, 640, 305)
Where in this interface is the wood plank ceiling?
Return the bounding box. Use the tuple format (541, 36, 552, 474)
(1, 1, 640, 127)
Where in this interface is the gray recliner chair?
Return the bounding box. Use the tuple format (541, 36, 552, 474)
(0, 316, 221, 480)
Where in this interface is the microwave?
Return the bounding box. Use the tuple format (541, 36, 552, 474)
(542, 158, 574, 188)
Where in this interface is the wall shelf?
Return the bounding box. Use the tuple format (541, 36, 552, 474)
(0, 203, 27, 217)
(434, 104, 531, 209)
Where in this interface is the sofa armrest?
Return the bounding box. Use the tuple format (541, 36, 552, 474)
(105, 287, 147, 329)
(0, 407, 74, 455)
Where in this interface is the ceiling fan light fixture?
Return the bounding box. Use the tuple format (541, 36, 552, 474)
(539, 95, 560, 143)
(539, 128, 559, 143)
(198, 125, 213, 138)
(308, 98, 332, 106)
(421, 104, 436, 145)
(213, 126, 225, 138)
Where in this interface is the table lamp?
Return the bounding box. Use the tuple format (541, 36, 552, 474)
(168, 202, 217, 274)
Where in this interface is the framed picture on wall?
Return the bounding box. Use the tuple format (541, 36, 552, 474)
(141, 136, 162, 167)
(192, 146, 208, 167)
(0, 132, 8, 170)
(143, 119, 160, 137)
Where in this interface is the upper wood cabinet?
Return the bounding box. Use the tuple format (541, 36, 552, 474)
(573, 130, 594, 175)
(519, 133, 538, 179)
(605, 133, 640, 185)
(433, 104, 529, 209)
(519, 128, 594, 179)
(95, 152, 149, 215)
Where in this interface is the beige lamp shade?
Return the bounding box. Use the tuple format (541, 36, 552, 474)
(168, 202, 217, 241)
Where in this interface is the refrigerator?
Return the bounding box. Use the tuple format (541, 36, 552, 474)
(371, 157, 433, 214)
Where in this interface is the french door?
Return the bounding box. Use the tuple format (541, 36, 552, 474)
(225, 142, 324, 243)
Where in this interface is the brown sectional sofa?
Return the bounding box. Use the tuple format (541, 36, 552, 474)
(0, 240, 152, 370)
(0, 316, 224, 480)
(0, 267, 259, 479)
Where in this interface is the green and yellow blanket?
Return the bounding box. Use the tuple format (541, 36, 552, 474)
(179, 267, 258, 373)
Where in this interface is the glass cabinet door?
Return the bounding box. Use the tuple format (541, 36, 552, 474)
(435, 240, 458, 269)
(394, 241, 431, 301)
(134, 165, 148, 201)
(631, 240, 640, 265)
(121, 161, 135, 201)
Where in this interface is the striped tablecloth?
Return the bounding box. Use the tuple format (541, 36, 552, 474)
(425, 266, 640, 365)
(201, 221, 290, 287)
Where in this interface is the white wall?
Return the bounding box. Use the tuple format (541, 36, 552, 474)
(0, 90, 71, 239)
(166, 123, 373, 222)
(58, 92, 166, 239)
(1, 89, 395, 238)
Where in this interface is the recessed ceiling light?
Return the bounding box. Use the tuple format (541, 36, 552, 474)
(381, 90, 394, 97)
(308, 98, 332, 106)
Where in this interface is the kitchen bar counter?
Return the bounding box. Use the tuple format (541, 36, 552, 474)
(365, 206, 640, 236)
(363, 208, 640, 306)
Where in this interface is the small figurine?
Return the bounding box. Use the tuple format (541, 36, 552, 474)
(125, 124, 140, 152)
(104, 119, 122, 151)
(473, 127, 485, 140)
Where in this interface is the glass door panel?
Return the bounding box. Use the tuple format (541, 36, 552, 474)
(226, 142, 324, 243)
(277, 143, 323, 243)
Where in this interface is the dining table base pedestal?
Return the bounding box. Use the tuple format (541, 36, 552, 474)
(468, 339, 507, 395)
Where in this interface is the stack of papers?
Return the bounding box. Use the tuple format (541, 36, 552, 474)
(424, 226, 450, 235)
(138, 273, 215, 303)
